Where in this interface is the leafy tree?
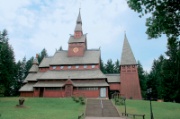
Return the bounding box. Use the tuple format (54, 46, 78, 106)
(127, 0, 180, 39)
(162, 37, 180, 102)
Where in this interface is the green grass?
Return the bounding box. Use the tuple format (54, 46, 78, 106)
(0, 97, 85, 119)
(114, 99, 180, 119)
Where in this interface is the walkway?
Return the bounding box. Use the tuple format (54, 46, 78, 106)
(85, 99, 127, 119)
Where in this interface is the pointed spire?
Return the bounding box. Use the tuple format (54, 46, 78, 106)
(29, 54, 39, 73)
(120, 33, 137, 65)
(74, 9, 82, 32)
(33, 54, 39, 65)
(76, 8, 82, 24)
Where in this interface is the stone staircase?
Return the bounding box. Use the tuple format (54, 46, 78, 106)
(85, 99, 120, 117)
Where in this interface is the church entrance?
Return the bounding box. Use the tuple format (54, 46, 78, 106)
(100, 88, 106, 98)
(39, 88, 44, 97)
(65, 85, 73, 97)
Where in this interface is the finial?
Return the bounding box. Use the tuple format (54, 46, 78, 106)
(79, 0, 81, 10)
(36, 54, 38, 58)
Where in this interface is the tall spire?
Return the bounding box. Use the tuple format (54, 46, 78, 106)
(120, 33, 136, 65)
(74, 9, 83, 32)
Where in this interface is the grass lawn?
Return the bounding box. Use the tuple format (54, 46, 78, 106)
(114, 99, 180, 119)
(0, 97, 85, 119)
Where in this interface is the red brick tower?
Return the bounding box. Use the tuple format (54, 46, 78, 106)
(68, 10, 87, 57)
(120, 34, 142, 99)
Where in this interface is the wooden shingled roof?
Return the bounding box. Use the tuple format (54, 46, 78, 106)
(120, 34, 137, 65)
(38, 69, 106, 80)
(49, 50, 100, 65)
(106, 74, 120, 83)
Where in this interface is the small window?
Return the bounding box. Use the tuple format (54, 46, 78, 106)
(52, 66, 56, 70)
(92, 65, 95, 68)
(60, 66, 64, 69)
(76, 65, 79, 69)
(127, 65, 130, 69)
(122, 66, 125, 69)
(84, 65, 87, 68)
(68, 66, 71, 69)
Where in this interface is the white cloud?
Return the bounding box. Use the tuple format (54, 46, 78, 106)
(0, 0, 168, 72)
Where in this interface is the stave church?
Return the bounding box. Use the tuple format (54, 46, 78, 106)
(19, 11, 142, 99)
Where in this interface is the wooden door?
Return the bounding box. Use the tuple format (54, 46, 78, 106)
(65, 85, 73, 97)
(39, 88, 44, 97)
(100, 88, 106, 98)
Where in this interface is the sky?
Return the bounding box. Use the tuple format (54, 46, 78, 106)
(0, 0, 167, 72)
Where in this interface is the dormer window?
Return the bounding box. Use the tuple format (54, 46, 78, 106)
(84, 65, 87, 68)
(52, 66, 56, 70)
(92, 65, 95, 68)
(60, 66, 64, 69)
(68, 66, 71, 69)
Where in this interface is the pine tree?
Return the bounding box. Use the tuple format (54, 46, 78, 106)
(100, 59, 106, 73)
(137, 61, 147, 98)
(38, 48, 48, 64)
(105, 59, 115, 74)
(0, 29, 16, 96)
(162, 37, 180, 102)
(114, 59, 120, 73)
(24, 57, 33, 78)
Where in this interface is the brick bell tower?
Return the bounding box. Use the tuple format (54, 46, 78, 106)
(120, 34, 142, 99)
(68, 10, 87, 57)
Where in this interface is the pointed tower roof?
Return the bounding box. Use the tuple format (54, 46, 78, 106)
(29, 55, 39, 73)
(74, 9, 82, 31)
(120, 33, 137, 65)
(76, 10, 82, 24)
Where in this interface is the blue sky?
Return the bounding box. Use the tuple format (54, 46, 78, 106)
(0, 0, 167, 72)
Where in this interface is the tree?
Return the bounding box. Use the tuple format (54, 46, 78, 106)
(0, 29, 16, 96)
(100, 59, 106, 73)
(38, 48, 48, 64)
(114, 59, 120, 73)
(127, 0, 180, 39)
(162, 37, 180, 102)
(105, 59, 115, 74)
(24, 57, 34, 78)
(137, 61, 147, 98)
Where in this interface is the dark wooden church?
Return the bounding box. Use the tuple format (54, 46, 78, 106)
(19, 11, 142, 99)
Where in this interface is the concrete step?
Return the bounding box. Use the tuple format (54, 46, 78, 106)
(85, 99, 120, 117)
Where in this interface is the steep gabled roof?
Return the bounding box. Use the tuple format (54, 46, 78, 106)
(50, 50, 100, 65)
(23, 72, 44, 83)
(19, 82, 35, 91)
(29, 65, 39, 73)
(38, 70, 106, 80)
(120, 34, 137, 65)
(39, 57, 52, 67)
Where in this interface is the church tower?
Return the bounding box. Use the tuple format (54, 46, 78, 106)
(68, 10, 87, 57)
(120, 34, 142, 99)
